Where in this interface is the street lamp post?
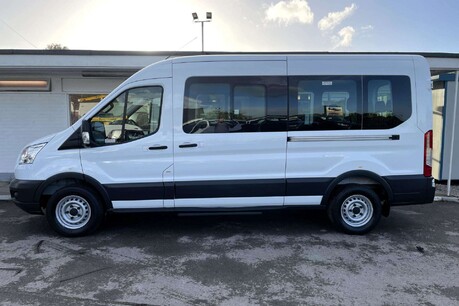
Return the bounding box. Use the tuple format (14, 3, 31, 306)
(192, 12, 212, 53)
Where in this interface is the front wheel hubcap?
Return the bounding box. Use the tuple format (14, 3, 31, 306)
(55, 195, 91, 230)
(341, 194, 373, 227)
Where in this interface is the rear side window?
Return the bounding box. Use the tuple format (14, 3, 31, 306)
(183, 77, 287, 133)
(289, 76, 362, 130)
(363, 76, 411, 129)
(289, 75, 412, 130)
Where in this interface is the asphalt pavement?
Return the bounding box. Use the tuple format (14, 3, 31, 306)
(0, 192, 458, 305)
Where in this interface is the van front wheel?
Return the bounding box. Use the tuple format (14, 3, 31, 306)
(328, 186, 382, 235)
(46, 186, 104, 237)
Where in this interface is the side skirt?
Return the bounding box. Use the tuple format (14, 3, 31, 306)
(109, 204, 326, 214)
(110, 195, 322, 212)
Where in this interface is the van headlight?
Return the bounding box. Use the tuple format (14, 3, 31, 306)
(19, 143, 47, 164)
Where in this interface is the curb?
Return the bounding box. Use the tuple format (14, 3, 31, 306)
(434, 196, 459, 203)
(0, 195, 11, 201)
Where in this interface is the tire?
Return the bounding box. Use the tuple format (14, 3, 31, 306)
(327, 186, 382, 235)
(45, 186, 104, 237)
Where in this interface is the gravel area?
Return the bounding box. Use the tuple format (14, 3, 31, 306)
(435, 181, 459, 197)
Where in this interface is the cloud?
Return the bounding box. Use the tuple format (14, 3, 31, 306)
(333, 26, 355, 48)
(265, 0, 314, 25)
(360, 25, 374, 39)
(318, 4, 356, 31)
(361, 25, 374, 31)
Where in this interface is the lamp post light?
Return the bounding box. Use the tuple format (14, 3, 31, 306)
(192, 12, 212, 53)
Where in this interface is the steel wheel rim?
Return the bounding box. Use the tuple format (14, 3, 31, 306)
(340, 194, 373, 227)
(55, 195, 91, 230)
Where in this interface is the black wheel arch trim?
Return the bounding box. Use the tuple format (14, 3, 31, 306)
(34, 172, 112, 210)
(320, 170, 393, 206)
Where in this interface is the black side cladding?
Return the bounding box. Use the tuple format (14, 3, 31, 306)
(384, 175, 435, 205)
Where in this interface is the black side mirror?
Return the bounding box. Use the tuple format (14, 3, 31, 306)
(82, 120, 106, 147)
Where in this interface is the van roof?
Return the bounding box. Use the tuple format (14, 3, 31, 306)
(170, 54, 420, 64)
(127, 53, 424, 83)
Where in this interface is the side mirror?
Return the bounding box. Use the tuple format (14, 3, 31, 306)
(81, 120, 91, 146)
(82, 120, 106, 147)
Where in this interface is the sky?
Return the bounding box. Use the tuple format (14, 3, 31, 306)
(0, 0, 458, 53)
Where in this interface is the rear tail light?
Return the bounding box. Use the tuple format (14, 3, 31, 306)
(424, 130, 433, 177)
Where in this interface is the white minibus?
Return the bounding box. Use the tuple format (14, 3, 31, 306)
(10, 55, 435, 236)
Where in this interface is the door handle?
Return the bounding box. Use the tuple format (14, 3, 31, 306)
(179, 143, 198, 148)
(149, 145, 168, 150)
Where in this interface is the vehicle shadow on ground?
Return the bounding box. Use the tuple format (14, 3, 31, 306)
(3, 203, 418, 240)
(102, 209, 331, 236)
(99, 208, 410, 239)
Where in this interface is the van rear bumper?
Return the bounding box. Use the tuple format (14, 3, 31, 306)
(9, 179, 44, 214)
(384, 175, 436, 206)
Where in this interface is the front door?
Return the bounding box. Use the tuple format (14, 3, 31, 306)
(80, 78, 173, 209)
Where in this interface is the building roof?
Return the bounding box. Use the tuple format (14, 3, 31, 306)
(1, 49, 458, 75)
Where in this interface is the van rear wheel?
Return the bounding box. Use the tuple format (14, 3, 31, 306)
(328, 186, 382, 235)
(46, 186, 104, 237)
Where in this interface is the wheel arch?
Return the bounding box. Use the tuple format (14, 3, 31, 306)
(321, 170, 393, 217)
(34, 173, 112, 210)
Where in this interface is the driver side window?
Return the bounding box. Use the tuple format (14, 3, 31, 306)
(89, 86, 163, 146)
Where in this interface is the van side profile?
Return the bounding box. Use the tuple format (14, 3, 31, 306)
(10, 55, 435, 236)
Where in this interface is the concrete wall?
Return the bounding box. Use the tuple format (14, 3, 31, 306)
(0, 74, 125, 180)
(0, 92, 68, 178)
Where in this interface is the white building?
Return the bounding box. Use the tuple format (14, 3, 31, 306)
(0, 50, 458, 181)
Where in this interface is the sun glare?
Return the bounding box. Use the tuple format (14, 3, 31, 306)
(63, 0, 210, 51)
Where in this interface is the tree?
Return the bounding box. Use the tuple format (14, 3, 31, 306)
(46, 43, 68, 50)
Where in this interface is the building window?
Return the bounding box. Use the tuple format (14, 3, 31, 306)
(70, 94, 107, 124)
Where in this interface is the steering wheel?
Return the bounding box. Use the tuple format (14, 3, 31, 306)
(190, 120, 210, 134)
(125, 119, 137, 126)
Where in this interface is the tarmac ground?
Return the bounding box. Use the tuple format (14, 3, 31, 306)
(0, 186, 458, 305)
